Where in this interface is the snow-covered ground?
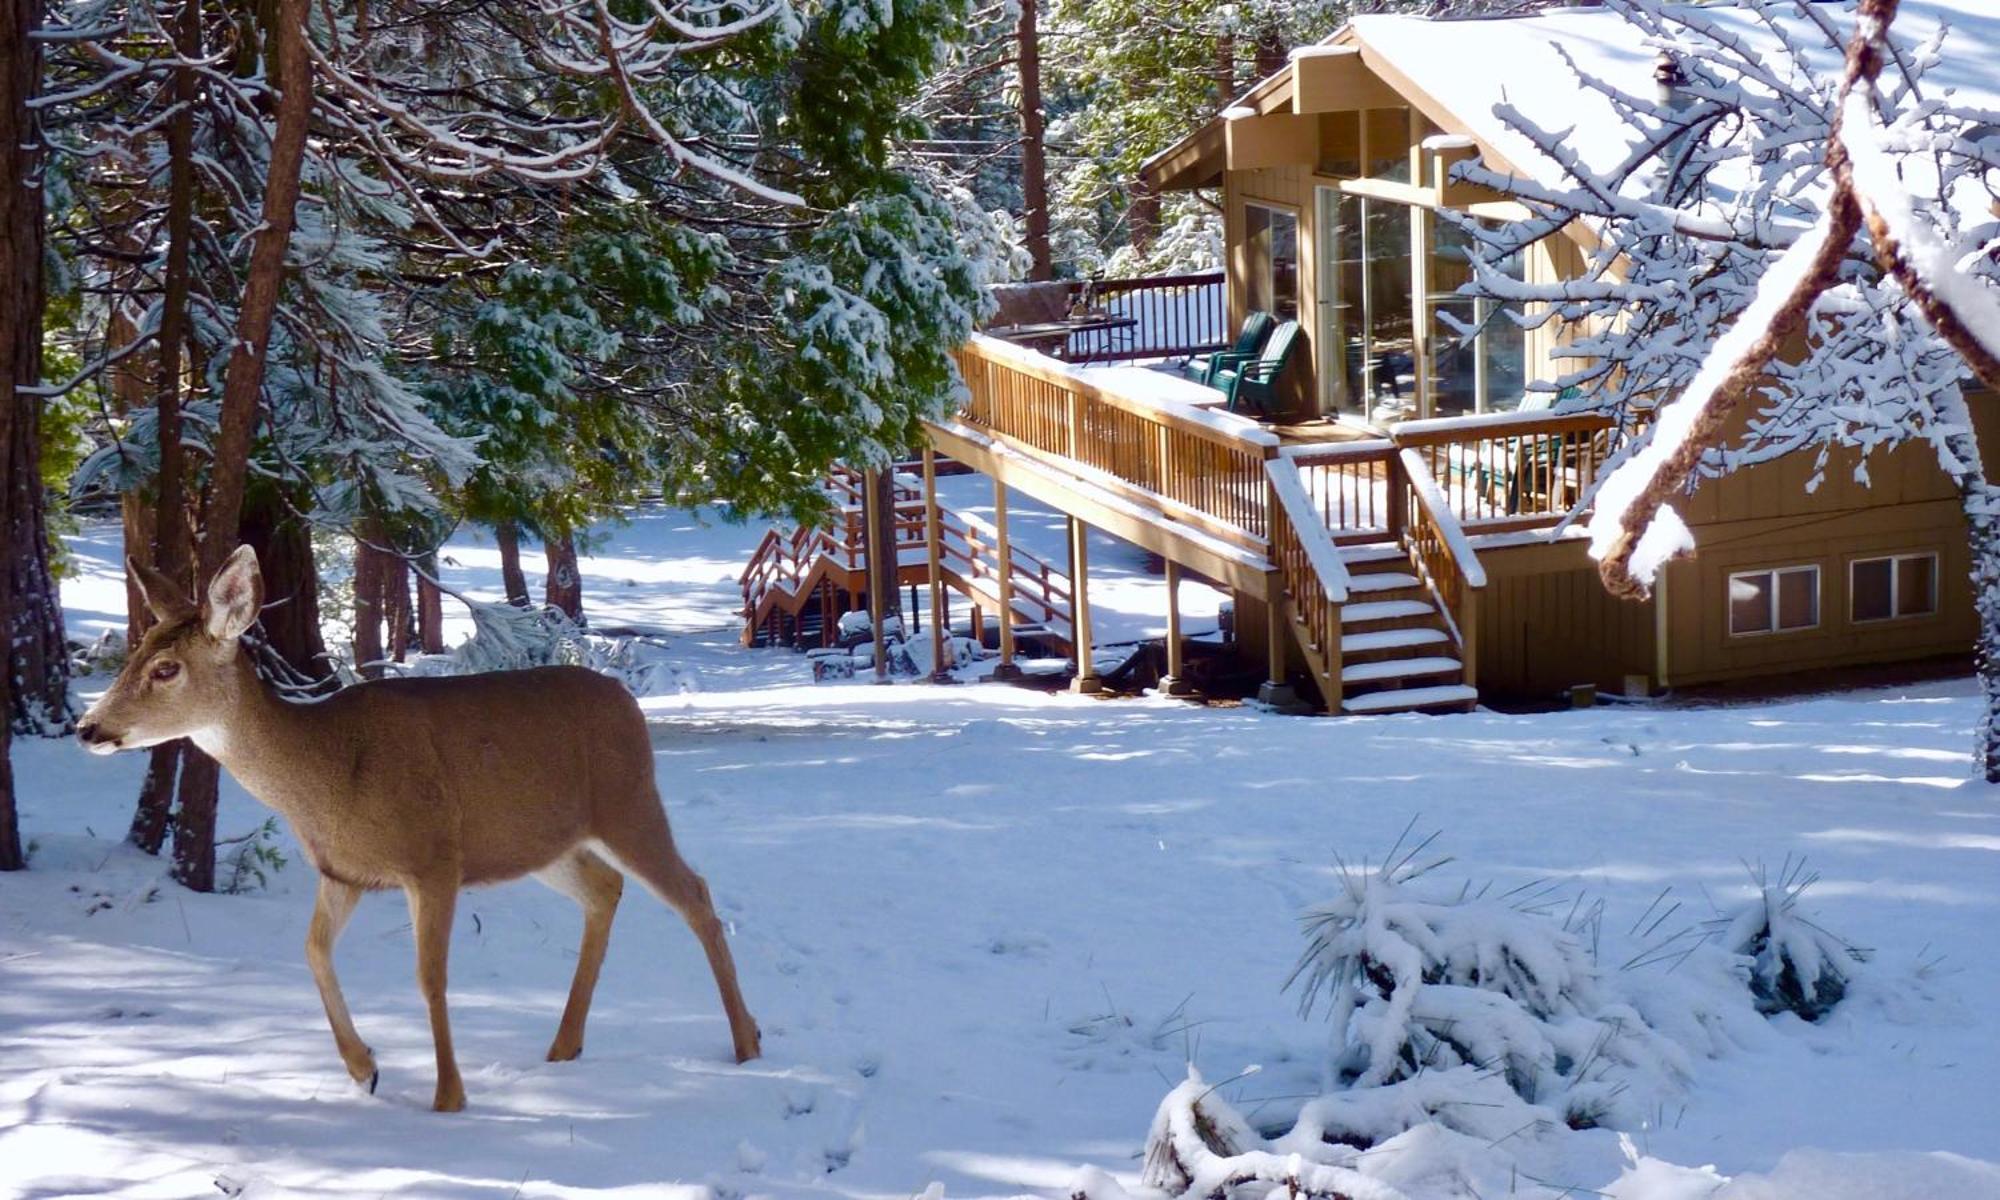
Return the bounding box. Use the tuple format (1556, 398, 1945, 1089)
(3, 509, 1998, 1199)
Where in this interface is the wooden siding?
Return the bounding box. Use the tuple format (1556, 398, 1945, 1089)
(1474, 538, 1656, 699)
(1226, 164, 1318, 416)
(1660, 497, 1972, 686)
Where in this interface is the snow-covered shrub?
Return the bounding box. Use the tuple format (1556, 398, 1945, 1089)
(218, 817, 289, 894)
(1286, 840, 1686, 1129)
(419, 598, 661, 694)
(1140, 1070, 1412, 1200)
(1710, 859, 1867, 1022)
(70, 629, 127, 677)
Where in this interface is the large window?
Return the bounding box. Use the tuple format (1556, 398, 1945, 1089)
(1316, 192, 1412, 419)
(1729, 565, 1820, 636)
(1246, 203, 1299, 322)
(1429, 219, 1526, 417)
(1851, 553, 1937, 622)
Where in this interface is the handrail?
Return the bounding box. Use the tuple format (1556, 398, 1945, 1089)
(1064, 270, 1228, 365)
(1398, 448, 1487, 590)
(1265, 458, 1352, 604)
(966, 333, 1281, 449)
(1397, 447, 1485, 684)
(1266, 455, 1354, 712)
(1282, 439, 1395, 466)
(954, 334, 1279, 544)
(1391, 409, 1616, 446)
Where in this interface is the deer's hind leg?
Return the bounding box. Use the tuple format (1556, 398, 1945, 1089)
(595, 808, 761, 1064)
(533, 847, 624, 1062)
(306, 875, 377, 1090)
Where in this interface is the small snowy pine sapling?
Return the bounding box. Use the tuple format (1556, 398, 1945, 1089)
(1286, 828, 1686, 1126)
(1711, 857, 1868, 1022)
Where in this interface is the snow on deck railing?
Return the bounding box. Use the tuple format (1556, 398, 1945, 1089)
(954, 334, 1281, 542)
(1399, 448, 1488, 590)
(1266, 458, 1352, 604)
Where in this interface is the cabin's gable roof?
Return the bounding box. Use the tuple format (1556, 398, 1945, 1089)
(1140, 1, 2000, 197)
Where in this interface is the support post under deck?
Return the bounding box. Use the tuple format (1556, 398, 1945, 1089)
(1068, 515, 1102, 694)
(923, 450, 954, 683)
(991, 476, 1023, 680)
(1257, 571, 1303, 711)
(863, 468, 890, 682)
(1160, 559, 1195, 697)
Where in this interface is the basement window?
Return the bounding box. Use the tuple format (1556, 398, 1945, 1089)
(1728, 565, 1819, 636)
(1851, 553, 1937, 623)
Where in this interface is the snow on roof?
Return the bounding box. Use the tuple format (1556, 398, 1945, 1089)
(1348, 1, 2000, 192)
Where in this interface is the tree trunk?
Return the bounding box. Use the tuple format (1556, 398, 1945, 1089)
(238, 487, 331, 686)
(385, 549, 412, 661)
(169, 0, 311, 893)
(1253, 30, 1286, 81)
(1017, 0, 1051, 282)
(130, 744, 181, 854)
(495, 520, 530, 606)
(353, 533, 386, 679)
(1129, 176, 1160, 254)
(194, 0, 310, 584)
(417, 552, 445, 654)
(545, 531, 583, 623)
(121, 480, 181, 856)
(168, 749, 220, 893)
(0, 0, 41, 870)
(5, 409, 68, 734)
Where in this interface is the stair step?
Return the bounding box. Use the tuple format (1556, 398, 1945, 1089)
(1343, 684, 1480, 714)
(1342, 599, 1435, 625)
(1341, 544, 1408, 567)
(1342, 626, 1449, 654)
(1341, 655, 1462, 684)
(1347, 572, 1420, 594)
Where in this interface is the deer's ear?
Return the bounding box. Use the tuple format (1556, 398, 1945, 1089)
(202, 545, 263, 642)
(129, 556, 194, 624)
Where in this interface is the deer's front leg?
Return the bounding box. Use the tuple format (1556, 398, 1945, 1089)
(405, 873, 466, 1112)
(306, 875, 377, 1090)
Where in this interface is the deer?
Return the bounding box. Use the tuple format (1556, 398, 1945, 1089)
(76, 545, 761, 1112)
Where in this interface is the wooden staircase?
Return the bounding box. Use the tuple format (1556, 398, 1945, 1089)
(1334, 543, 1477, 714)
(740, 467, 1074, 656)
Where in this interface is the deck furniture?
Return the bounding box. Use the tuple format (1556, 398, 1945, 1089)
(1213, 319, 1302, 416)
(1185, 311, 1274, 384)
(985, 313, 1141, 359)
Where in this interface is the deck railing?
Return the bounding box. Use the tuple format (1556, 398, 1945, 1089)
(1064, 271, 1227, 364)
(934, 507, 1073, 646)
(1398, 448, 1486, 686)
(1394, 409, 1618, 531)
(955, 334, 1280, 546)
(1286, 441, 1399, 543)
(1266, 456, 1353, 710)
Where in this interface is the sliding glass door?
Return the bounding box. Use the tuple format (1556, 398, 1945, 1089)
(1315, 187, 1414, 420)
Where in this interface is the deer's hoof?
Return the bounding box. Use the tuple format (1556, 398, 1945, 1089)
(432, 1085, 466, 1113)
(733, 1024, 763, 1064)
(546, 1039, 583, 1063)
(345, 1048, 378, 1089)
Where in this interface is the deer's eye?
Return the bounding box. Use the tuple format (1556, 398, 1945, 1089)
(149, 661, 181, 683)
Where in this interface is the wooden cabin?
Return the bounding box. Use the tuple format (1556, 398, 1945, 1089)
(746, 2, 1998, 714)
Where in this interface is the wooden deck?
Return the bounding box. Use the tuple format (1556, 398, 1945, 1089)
(741, 328, 1637, 715)
(925, 334, 1631, 714)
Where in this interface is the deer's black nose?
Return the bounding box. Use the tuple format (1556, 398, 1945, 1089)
(77, 721, 107, 745)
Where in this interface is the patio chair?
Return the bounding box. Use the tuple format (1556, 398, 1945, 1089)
(1213, 320, 1302, 416)
(1184, 311, 1274, 385)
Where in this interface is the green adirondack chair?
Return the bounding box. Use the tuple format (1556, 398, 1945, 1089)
(1185, 311, 1274, 385)
(1214, 320, 1301, 416)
